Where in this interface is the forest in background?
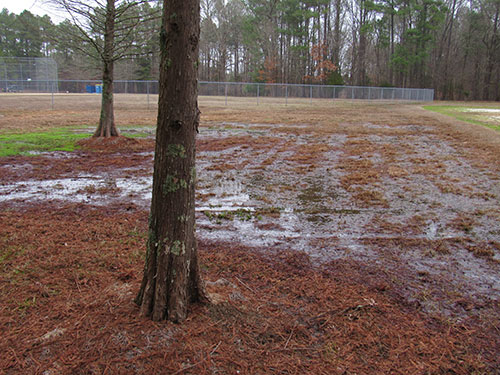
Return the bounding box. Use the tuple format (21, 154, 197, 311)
(0, 0, 499, 100)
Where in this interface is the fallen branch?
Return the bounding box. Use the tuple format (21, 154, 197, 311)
(284, 321, 298, 349)
(235, 276, 256, 293)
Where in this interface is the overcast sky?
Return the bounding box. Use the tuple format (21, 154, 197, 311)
(2, 0, 67, 22)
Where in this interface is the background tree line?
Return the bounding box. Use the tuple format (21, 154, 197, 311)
(1, 0, 499, 100)
(0, 3, 161, 81)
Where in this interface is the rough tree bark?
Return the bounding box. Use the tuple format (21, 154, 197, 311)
(135, 0, 206, 322)
(333, 0, 341, 67)
(482, 2, 499, 101)
(93, 0, 120, 137)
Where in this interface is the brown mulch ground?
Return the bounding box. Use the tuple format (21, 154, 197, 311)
(0, 205, 497, 374)
(76, 137, 155, 153)
(1, 99, 499, 374)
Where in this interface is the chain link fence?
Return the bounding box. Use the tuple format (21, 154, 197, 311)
(1, 79, 434, 103)
(199, 81, 434, 102)
(1, 57, 58, 93)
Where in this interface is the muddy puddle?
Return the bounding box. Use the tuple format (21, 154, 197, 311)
(1, 121, 499, 320)
(0, 176, 151, 206)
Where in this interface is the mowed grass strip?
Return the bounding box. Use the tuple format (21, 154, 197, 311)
(423, 104, 500, 132)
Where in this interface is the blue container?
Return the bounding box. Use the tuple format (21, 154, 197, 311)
(95, 84, 102, 94)
(86, 85, 95, 93)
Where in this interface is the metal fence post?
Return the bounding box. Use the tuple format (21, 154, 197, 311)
(285, 84, 288, 106)
(146, 81, 150, 110)
(3, 64, 7, 92)
(310, 85, 313, 104)
(257, 84, 260, 105)
(225, 83, 228, 106)
(51, 80, 54, 110)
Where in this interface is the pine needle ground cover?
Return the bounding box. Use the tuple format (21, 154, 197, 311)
(0, 96, 499, 373)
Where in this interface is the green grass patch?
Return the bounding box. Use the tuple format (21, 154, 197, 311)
(0, 129, 88, 157)
(122, 131, 153, 138)
(115, 125, 155, 138)
(0, 126, 152, 157)
(423, 105, 500, 132)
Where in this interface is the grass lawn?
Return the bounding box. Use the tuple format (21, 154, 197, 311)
(423, 103, 500, 132)
(0, 126, 153, 157)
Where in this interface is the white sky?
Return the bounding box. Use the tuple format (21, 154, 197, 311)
(1, 0, 67, 22)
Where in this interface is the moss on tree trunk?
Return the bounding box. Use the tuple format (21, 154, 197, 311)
(135, 0, 206, 322)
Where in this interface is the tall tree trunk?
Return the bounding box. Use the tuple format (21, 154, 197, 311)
(93, 0, 120, 138)
(483, 55, 495, 101)
(441, 0, 457, 99)
(218, 49, 226, 81)
(389, 1, 394, 85)
(472, 58, 481, 99)
(482, 4, 499, 101)
(135, 0, 206, 322)
(495, 67, 500, 101)
(207, 49, 211, 81)
(333, 0, 341, 65)
(234, 44, 239, 80)
(355, 0, 368, 86)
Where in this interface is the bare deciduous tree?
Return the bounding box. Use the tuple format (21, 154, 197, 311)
(50, 0, 160, 137)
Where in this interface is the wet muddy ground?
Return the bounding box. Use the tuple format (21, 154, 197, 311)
(1, 113, 499, 322)
(1, 99, 499, 373)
